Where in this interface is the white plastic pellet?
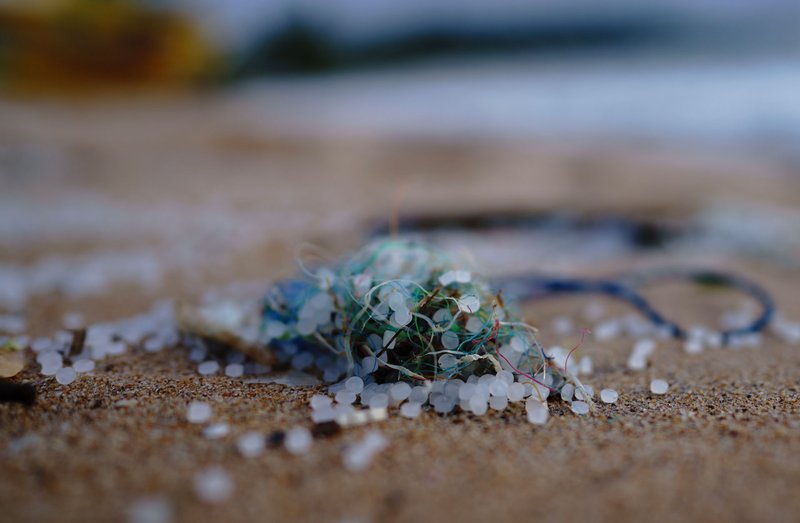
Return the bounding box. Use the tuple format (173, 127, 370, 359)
(31, 337, 52, 352)
(186, 401, 212, 424)
(459, 383, 476, 401)
(469, 395, 488, 416)
(489, 379, 508, 397)
(323, 367, 342, 383)
(54, 330, 73, 344)
(73, 359, 95, 373)
(438, 271, 455, 286)
(454, 270, 471, 283)
(193, 467, 233, 504)
(127, 496, 172, 523)
(506, 382, 525, 402)
(41, 362, 62, 376)
(457, 295, 480, 313)
(367, 393, 389, 409)
(431, 380, 448, 394)
(600, 389, 619, 404)
(683, 338, 704, 355)
(383, 291, 403, 312)
(475, 383, 491, 401)
(432, 396, 455, 414)
(497, 371, 514, 385)
(437, 355, 457, 373)
(521, 382, 533, 397)
(237, 432, 265, 458)
(627, 339, 655, 371)
(400, 401, 422, 419)
(335, 390, 357, 405)
(343, 430, 388, 472)
(623, 314, 652, 338)
(627, 354, 647, 371)
(633, 338, 656, 356)
(37, 350, 61, 366)
(203, 423, 230, 440)
(729, 333, 761, 349)
(508, 336, 525, 353)
(62, 313, 85, 330)
(531, 381, 551, 401)
(264, 321, 287, 341)
(198, 361, 220, 376)
(441, 331, 459, 350)
(224, 363, 244, 378)
(772, 316, 800, 345)
(650, 379, 669, 395)
(311, 406, 337, 424)
(489, 395, 508, 411)
(432, 308, 452, 324)
(526, 399, 549, 425)
(389, 382, 412, 402)
(594, 320, 620, 341)
(571, 401, 590, 415)
(409, 386, 429, 404)
(560, 383, 575, 402)
(345, 376, 364, 394)
(285, 427, 312, 455)
(310, 394, 332, 410)
(365, 356, 382, 375)
(575, 385, 593, 401)
(143, 338, 164, 353)
(431, 394, 456, 414)
(107, 341, 127, 356)
(466, 316, 484, 333)
(391, 308, 412, 327)
(296, 318, 316, 336)
(382, 329, 397, 350)
(704, 331, 723, 348)
(55, 366, 77, 385)
(335, 406, 386, 427)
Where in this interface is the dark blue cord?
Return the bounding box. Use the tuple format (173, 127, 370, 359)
(494, 269, 775, 345)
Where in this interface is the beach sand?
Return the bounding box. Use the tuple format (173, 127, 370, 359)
(1, 96, 799, 523)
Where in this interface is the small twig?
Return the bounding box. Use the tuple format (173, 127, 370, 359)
(68, 328, 86, 358)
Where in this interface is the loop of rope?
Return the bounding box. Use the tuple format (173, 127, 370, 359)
(494, 269, 775, 345)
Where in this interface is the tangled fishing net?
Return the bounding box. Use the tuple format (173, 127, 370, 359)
(260, 239, 580, 397)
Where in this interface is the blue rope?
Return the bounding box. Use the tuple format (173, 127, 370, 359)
(494, 269, 775, 345)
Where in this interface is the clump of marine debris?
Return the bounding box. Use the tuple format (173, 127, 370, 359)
(2, 235, 796, 493)
(255, 238, 591, 421)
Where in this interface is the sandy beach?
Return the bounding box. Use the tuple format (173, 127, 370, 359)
(1, 95, 799, 523)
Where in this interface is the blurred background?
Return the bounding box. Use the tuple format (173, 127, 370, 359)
(2, 4, 800, 522)
(2, 0, 800, 149)
(1, 0, 799, 321)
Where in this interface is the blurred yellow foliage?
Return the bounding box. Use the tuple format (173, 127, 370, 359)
(0, 0, 217, 93)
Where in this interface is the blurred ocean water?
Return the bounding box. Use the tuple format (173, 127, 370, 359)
(177, 0, 800, 154)
(235, 53, 800, 152)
